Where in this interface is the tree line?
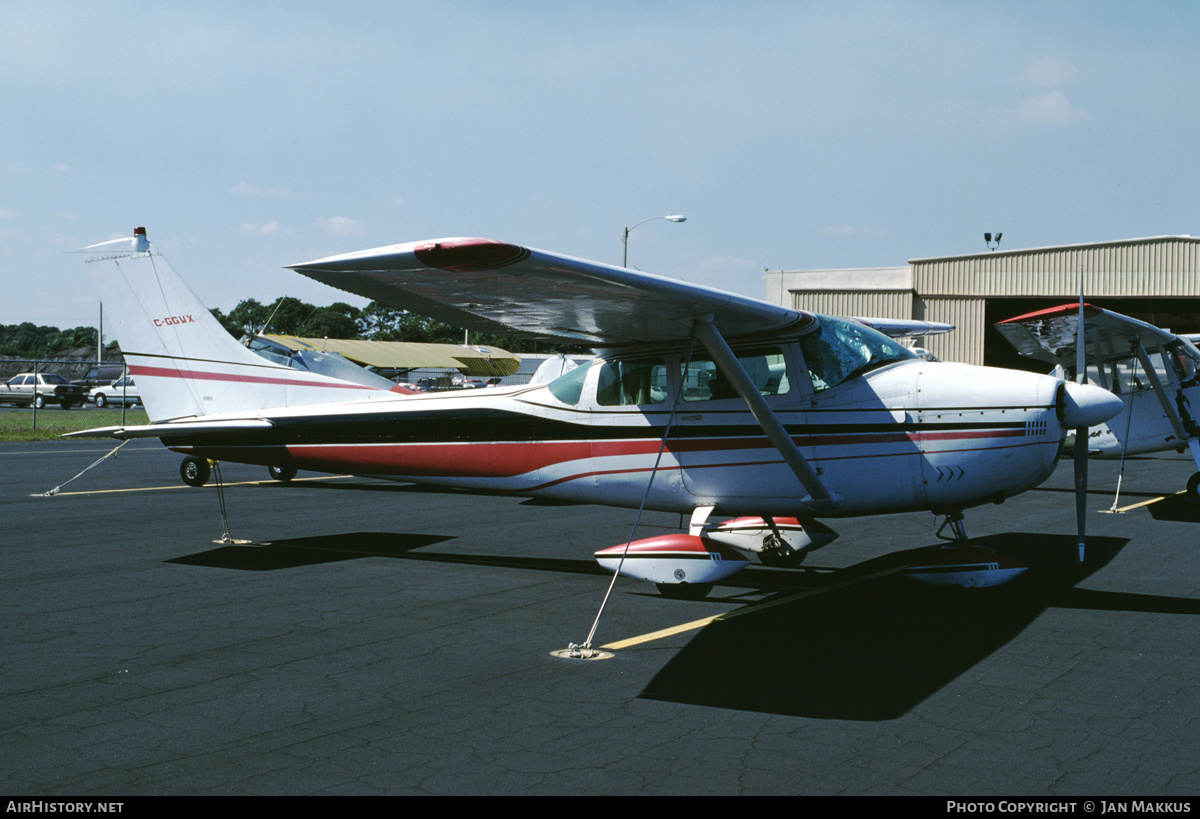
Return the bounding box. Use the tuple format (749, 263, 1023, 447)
(0, 324, 100, 357)
(2, 298, 584, 358)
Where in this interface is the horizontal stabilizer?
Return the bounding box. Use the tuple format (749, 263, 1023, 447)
(65, 419, 274, 441)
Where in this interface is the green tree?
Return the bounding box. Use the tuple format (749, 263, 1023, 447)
(265, 297, 316, 335)
(209, 308, 242, 339)
(357, 301, 406, 338)
(300, 303, 361, 339)
(227, 299, 272, 335)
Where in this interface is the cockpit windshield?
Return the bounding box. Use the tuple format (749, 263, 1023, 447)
(798, 315, 916, 392)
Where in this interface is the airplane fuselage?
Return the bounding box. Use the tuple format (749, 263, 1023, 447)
(162, 349, 1069, 520)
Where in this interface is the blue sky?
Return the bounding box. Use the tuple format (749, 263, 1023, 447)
(3, 1, 1199, 330)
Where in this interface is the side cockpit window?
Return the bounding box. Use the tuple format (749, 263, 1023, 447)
(798, 315, 915, 392)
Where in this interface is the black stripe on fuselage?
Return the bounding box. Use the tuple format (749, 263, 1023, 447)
(157, 406, 1038, 447)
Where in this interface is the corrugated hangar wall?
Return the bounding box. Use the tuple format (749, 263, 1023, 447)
(769, 236, 1200, 366)
(788, 290, 913, 322)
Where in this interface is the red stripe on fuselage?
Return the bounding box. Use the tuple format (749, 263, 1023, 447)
(182, 427, 1040, 484)
(130, 363, 378, 391)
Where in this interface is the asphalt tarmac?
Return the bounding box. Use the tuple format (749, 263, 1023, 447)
(3, 439, 1199, 796)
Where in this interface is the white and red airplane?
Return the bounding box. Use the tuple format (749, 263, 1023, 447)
(73, 228, 1122, 595)
(997, 302, 1200, 497)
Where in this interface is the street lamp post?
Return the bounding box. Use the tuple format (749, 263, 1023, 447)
(622, 214, 686, 267)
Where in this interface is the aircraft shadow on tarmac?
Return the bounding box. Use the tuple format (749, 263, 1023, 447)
(1144, 495, 1200, 523)
(639, 533, 1200, 721)
(164, 528, 1200, 721)
(166, 531, 614, 577)
(167, 532, 456, 570)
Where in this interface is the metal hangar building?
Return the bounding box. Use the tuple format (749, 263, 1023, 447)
(764, 235, 1200, 369)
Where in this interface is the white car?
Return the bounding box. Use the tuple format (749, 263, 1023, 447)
(89, 376, 140, 407)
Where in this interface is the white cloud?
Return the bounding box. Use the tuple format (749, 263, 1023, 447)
(1020, 56, 1078, 89)
(239, 220, 280, 236)
(985, 90, 1089, 126)
(52, 162, 69, 173)
(0, 207, 20, 220)
(318, 216, 367, 237)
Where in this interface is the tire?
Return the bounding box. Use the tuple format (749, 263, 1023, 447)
(33, 395, 45, 410)
(1188, 472, 1200, 499)
(180, 457, 211, 487)
(95, 394, 108, 408)
(268, 465, 298, 482)
(655, 582, 714, 600)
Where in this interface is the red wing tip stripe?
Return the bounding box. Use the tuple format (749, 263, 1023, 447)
(998, 303, 1103, 323)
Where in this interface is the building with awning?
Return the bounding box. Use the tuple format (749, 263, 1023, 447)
(257, 335, 522, 377)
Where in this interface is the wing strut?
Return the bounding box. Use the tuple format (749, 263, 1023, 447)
(693, 318, 843, 512)
(1132, 340, 1192, 445)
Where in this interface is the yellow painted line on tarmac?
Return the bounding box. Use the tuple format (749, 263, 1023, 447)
(1107, 490, 1187, 514)
(599, 566, 905, 651)
(37, 474, 355, 497)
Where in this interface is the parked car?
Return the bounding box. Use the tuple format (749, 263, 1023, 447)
(88, 376, 140, 407)
(0, 373, 87, 409)
(73, 363, 127, 390)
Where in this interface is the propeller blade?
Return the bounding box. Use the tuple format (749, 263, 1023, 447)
(1075, 269, 1087, 562)
(1075, 426, 1087, 562)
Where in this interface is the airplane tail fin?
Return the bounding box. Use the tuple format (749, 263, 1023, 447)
(83, 228, 391, 422)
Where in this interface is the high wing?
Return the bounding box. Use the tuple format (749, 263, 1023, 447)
(849, 317, 954, 339)
(995, 303, 1198, 368)
(287, 237, 814, 344)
